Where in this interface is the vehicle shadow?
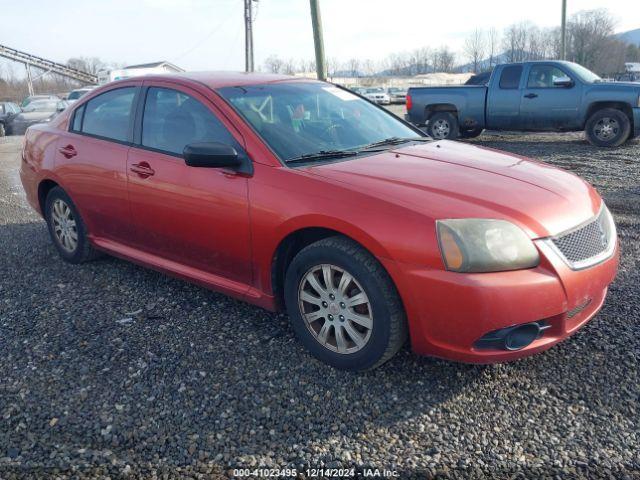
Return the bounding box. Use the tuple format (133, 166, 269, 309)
(1, 220, 638, 475)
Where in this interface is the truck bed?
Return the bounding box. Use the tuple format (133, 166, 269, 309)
(406, 85, 487, 130)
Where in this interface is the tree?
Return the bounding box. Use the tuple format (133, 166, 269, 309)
(66, 57, 106, 75)
(566, 9, 617, 72)
(464, 29, 486, 73)
(436, 46, 456, 72)
(264, 55, 284, 74)
(346, 58, 361, 77)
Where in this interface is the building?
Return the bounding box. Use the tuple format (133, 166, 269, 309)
(97, 61, 185, 85)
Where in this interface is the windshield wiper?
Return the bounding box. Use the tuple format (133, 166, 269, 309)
(286, 150, 360, 164)
(359, 136, 431, 150)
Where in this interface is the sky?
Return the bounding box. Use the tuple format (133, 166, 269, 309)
(0, 0, 638, 74)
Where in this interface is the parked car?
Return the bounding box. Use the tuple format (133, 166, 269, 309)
(66, 87, 95, 105)
(0, 101, 21, 137)
(363, 87, 391, 105)
(387, 87, 407, 104)
(8, 99, 67, 135)
(21, 94, 59, 108)
(406, 60, 640, 146)
(350, 86, 368, 96)
(20, 73, 618, 370)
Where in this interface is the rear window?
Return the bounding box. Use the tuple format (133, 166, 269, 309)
(81, 87, 136, 142)
(499, 66, 523, 90)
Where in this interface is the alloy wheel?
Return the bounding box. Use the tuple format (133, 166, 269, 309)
(431, 119, 450, 139)
(51, 199, 78, 253)
(298, 264, 373, 354)
(593, 117, 619, 141)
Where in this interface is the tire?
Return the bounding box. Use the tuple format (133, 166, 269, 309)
(426, 112, 459, 140)
(284, 236, 408, 371)
(45, 186, 102, 264)
(0, 123, 5, 137)
(585, 108, 631, 147)
(459, 127, 483, 139)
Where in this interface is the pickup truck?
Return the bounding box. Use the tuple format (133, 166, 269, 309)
(405, 60, 640, 147)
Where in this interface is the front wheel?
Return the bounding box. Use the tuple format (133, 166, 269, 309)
(284, 237, 408, 371)
(426, 112, 459, 140)
(585, 108, 631, 147)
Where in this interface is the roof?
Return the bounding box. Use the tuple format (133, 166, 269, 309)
(130, 71, 318, 89)
(124, 61, 185, 72)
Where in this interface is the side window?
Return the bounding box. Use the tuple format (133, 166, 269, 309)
(0, 104, 5, 114)
(499, 66, 523, 90)
(81, 87, 136, 142)
(71, 104, 85, 132)
(527, 65, 569, 88)
(141, 87, 240, 156)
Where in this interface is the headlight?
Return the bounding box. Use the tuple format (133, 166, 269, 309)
(437, 219, 540, 273)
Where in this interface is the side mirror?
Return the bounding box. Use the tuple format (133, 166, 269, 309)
(553, 76, 573, 87)
(183, 142, 242, 169)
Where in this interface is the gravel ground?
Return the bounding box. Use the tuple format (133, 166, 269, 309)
(0, 132, 639, 479)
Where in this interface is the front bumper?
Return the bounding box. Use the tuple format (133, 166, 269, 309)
(633, 107, 640, 137)
(384, 239, 619, 363)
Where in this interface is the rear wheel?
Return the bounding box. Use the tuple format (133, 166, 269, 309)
(45, 187, 102, 263)
(585, 108, 631, 147)
(426, 112, 459, 140)
(284, 236, 408, 371)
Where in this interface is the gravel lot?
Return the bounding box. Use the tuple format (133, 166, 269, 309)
(1, 132, 639, 479)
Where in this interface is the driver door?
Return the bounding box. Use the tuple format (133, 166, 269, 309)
(126, 82, 252, 285)
(520, 64, 582, 130)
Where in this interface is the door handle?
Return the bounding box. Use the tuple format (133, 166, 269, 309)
(130, 162, 155, 178)
(58, 145, 77, 159)
(524, 93, 538, 99)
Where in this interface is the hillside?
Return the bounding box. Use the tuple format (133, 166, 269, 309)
(618, 28, 640, 46)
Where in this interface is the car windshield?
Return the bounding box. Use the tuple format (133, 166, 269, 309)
(218, 82, 423, 162)
(567, 63, 601, 83)
(23, 100, 58, 112)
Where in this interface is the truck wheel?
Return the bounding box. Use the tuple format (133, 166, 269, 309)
(585, 108, 631, 147)
(427, 112, 459, 140)
(460, 128, 483, 139)
(284, 236, 408, 371)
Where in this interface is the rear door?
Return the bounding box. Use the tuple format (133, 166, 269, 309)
(54, 85, 139, 243)
(125, 81, 252, 284)
(520, 63, 581, 130)
(486, 64, 525, 130)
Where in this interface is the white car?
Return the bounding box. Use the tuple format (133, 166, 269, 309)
(387, 87, 407, 104)
(363, 87, 391, 105)
(66, 87, 96, 105)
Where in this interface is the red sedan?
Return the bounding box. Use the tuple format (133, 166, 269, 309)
(19, 72, 619, 370)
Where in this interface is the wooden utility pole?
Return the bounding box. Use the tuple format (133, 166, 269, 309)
(560, 0, 567, 60)
(310, 0, 327, 80)
(244, 0, 255, 72)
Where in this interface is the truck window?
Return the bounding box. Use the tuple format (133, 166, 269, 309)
(499, 66, 523, 90)
(527, 65, 568, 88)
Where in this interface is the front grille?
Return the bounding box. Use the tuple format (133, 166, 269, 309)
(549, 206, 616, 270)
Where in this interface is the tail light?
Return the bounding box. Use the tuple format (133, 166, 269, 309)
(406, 93, 412, 111)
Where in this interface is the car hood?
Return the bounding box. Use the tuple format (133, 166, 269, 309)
(304, 140, 601, 238)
